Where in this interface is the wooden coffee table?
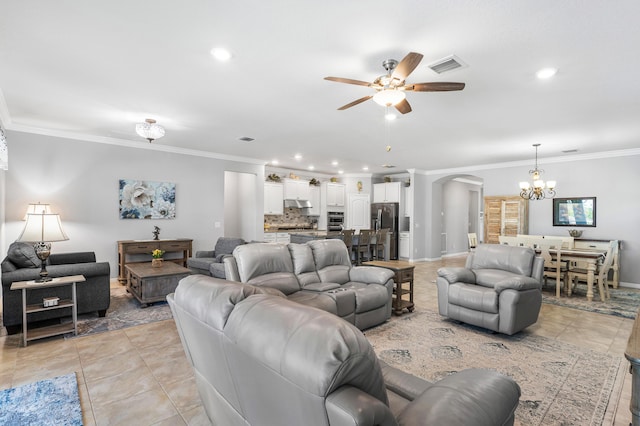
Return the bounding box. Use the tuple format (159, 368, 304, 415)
(125, 262, 191, 307)
(363, 260, 415, 315)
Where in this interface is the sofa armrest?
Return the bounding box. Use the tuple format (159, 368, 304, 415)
(494, 276, 541, 293)
(396, 369, 520, 426)
(379, 360, 431, 401)
(2, 262, 110, 284)
(349, 266, 394, 285)
(303, 282, 341, 292)
(326, 386, 396, 426)
(223, 257, 241, 282)
(437, 267, 476, 284)
(196, 250, 215, 258)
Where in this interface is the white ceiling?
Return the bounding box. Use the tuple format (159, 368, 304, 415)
(1, 1, 639, 175)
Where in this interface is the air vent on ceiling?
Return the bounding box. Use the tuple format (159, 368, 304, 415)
(238, 136, 255, 142)
(562, 149, 578, 153)
(427, 54, 467, 74)
(381, 164, 396, 168)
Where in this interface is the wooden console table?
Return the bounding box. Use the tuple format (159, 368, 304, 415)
(117, 239, 192, 285)
(363, 260, 415, 315)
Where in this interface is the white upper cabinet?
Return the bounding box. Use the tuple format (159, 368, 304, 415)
(283, 179, 311, 200)
(326, 183, 345, 207)
(308, 186, 321, 216)
(264, 182, 284, 215)
(373, 182, 401, 203)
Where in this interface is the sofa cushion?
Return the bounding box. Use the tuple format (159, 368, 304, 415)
(7, 242, 40, 268)
(474, 269, 526, 288)
(187, 257, 216, 271)
(342, 282, 390, 313)
(469, 244, 534, 277)
(288, 243, 321, 286)
(448, 283, 499, 314)
(215, 237, 245, 256)
(247, 272, 300, 295)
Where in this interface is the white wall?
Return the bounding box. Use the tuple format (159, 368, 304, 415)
(2, 131, 264, 278)
(422, 152, 640, 284)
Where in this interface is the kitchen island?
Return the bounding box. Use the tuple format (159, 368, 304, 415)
(289, 231, 342, 244)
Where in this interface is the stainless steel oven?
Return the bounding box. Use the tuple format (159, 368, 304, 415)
(327, 211, 344, 231)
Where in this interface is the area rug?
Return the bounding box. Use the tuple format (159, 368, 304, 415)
(364, 310, 624, 426)
(541, 285, 640, 319)
(0, 373, 82, 426)
(72, 285, 172, 337)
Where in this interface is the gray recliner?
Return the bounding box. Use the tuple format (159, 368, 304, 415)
(187, 237, 245, 278)
(436, 243, 544, 335)
(168, 274, 521, 426)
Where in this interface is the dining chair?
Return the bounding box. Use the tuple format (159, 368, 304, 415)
(467, 233, 478, 251)
(340, 229, 355, 264)
(498, 235, 518, 246)
(372, 228, 388, 260)
(539, 239, 568, 296)
(355, 229, 372, 265)
(567, 240, 617, 301)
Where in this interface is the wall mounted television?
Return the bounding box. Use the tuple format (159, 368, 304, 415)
(553, 197, 596, 227)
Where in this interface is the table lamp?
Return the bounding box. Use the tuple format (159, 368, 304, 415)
(17, 213, 69, 282)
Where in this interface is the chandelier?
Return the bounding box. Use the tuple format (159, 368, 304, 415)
(519, 143, 557, 200)
(136, 118, 165, 143)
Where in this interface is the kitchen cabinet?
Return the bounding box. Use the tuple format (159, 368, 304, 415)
(347, 194, 370, 231)
(264, 182, 284, 215)
(483, 196, 528, 244)
(308, 186, 321, 216)
(403, 187, 413, 217)
(399, 232, 411, 259)
(373, 182, 401, 203)
(283, 179, 310, 201)
(325, 183, 345, 207)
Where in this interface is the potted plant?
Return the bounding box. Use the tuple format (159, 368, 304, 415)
(309, 178, 320, 186)
(266, 173, 281, 182)
(151, 249, 165, 267)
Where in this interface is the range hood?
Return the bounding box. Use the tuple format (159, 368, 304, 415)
(284, 199, 312, 209)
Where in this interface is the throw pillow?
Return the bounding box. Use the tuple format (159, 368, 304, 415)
(7, 241, 40, 268)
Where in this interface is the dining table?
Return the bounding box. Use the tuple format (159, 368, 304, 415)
(545, 247, 607, 301)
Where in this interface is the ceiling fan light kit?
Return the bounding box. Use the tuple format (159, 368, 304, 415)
(325, 51, 465, 115)
(136, 118, 165, 143)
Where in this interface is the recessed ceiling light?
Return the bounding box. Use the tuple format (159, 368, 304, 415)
(331, 161, 338, 166)
(536, 68, 558, 79)
(271, 159, 279, 165)
(338, 170, 344, 174)
(308, 165, 315, 170)
(294, 154, 302, 160)
(362, 166, 369, 171)
(211, 47, 233, 61)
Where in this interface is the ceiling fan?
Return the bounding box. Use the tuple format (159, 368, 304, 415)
(324, 52, 465, 114)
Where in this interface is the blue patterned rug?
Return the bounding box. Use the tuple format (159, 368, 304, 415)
(0, 373, 82, 425)
(541, 284, 640, 319)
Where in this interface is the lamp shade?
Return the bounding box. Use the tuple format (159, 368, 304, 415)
(18, 214, 69, 242)
(23, 203, 52, 220)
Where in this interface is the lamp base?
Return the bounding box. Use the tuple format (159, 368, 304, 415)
(33, 241, 52, 283)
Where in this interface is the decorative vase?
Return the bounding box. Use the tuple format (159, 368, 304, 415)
(151, 258, 163, 268)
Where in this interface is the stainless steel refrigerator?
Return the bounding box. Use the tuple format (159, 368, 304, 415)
(371, 202, 399, 260)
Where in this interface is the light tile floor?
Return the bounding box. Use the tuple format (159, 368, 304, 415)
(0, 255, 635, 425)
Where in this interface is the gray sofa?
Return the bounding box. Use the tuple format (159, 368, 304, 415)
(1, 242, 111, 334)
(168, 275, 521, 426)
(187, 237, 245, 278)
(436, 243, 544, 335)
(224, 239, 394, 330)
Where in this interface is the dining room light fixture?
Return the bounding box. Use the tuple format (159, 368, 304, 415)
(136, 118, 165, 142)
(519, 143, 557, 200)
(373, 89, 406, 107)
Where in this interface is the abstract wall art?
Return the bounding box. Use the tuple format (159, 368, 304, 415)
(119, 179, 176, 219)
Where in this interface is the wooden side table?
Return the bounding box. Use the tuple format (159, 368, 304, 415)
(363, 260, 415, 315)
(10, 275, 86, 347)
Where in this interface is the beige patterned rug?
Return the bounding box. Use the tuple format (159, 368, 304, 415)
(364, 309, 625, 426)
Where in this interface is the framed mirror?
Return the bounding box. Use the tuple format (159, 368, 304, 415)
(553, 197, 596, 227)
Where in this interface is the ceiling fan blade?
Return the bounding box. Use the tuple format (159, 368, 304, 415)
(337, 95, 373, 110)
(406, 82, 466, 92)
(391, 52, 424, 81)
(324, 77, 372, 87)
(394, 98, 412, 114)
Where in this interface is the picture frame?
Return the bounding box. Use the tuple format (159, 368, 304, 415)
(552, 197, 596, 227)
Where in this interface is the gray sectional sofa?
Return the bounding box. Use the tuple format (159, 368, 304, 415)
(168, 275, 522, 426)
(436, 243, 544, 335)
(223, 239, 394, 330)
(1, 242, 111, 334)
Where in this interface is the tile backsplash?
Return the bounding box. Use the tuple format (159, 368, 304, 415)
(265, 208, 314, 226)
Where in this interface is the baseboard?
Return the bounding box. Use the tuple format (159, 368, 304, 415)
(620, 282, 640, 289)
